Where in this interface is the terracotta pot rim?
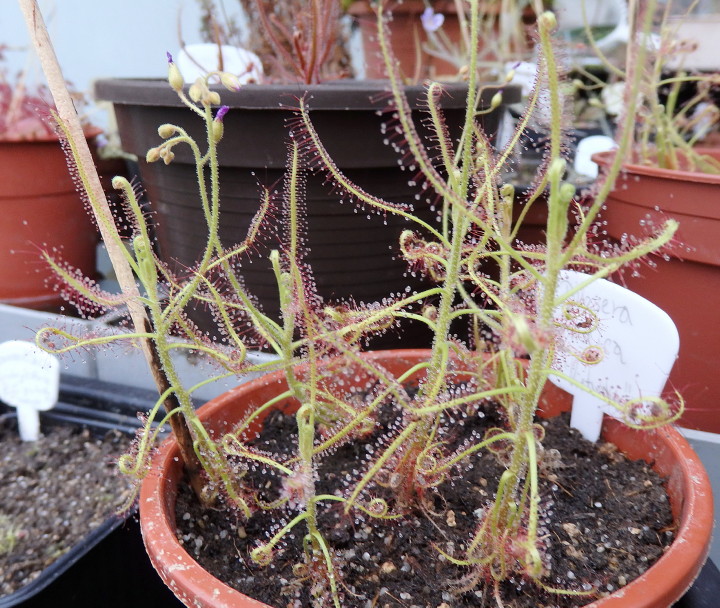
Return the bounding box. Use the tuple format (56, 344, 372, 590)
(592, 148, 720, 185)
(140, 349, 713, 608)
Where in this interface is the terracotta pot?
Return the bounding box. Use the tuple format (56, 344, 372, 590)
(95, 79, 519, 348)
(594, 149, 720, 433)
(0, 135, 99, 310)
(139, 349, 712, 608)
(348, 0, 462, 79)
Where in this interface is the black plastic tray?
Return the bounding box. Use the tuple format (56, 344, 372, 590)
(0, 376, 181, 607)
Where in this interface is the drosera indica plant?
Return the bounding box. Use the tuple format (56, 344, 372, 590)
(25, 0, 682, 605)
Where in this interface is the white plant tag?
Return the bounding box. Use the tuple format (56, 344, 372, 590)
(549, 270, 679, 442)
(0, 340, 59, 441)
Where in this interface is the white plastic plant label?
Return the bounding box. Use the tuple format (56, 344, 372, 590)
(549, 270, 679, 442)
(0, 340, 59, 441)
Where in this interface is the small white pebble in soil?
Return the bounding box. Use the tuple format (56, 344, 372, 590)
(380, 561, 396, 574)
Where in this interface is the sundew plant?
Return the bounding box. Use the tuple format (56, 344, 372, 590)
(34, 0, 681, 605)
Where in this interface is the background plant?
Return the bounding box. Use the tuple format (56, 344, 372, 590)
(25, 0, 682, 605)
(194, 0, 352, 82)
(0, 45, 89, 140)
(584, 0, 720, 172)
(419, 0, 545, 81)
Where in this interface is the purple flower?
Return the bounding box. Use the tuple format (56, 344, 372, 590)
(166, 51, 174, 64)
(214, 105, 230, 122)
(421, 7, 444, 33)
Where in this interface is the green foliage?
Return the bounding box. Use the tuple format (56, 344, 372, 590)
(0, 514, 21, 557)
(36, 1, 682, 604)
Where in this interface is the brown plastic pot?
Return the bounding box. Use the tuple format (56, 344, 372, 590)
(139, 349, 713, 608)
(95, 79, 519, 347)
(594, 149, 720, 433)
(0, 135, 99, 310)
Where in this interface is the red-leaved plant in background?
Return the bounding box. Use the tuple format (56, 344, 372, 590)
(1, 45, 89, 140)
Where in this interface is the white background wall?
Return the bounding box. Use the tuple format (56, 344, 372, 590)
(2, 1, 223, 126)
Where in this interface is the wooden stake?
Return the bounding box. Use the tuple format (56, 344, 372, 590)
(18, 0, 206, 496)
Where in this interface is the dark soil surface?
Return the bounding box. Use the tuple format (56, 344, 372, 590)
(175, 405, 674, 608)
(0, 415, 134, 597)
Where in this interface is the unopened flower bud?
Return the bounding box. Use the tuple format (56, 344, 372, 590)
(146, 147, 161, 163)
(166, 52, 184, 92)
(205, 90, 222, 106)
(489, 91, 503, 110)
(188, 79, 204, 103)
(157, 123, 177, 139)
(215, 105, 229, 122)
(161, 149, 175, 165)
(211, 105, 229, 142)
(220, 72, 241, 91)
(211, 121, 224, 143)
